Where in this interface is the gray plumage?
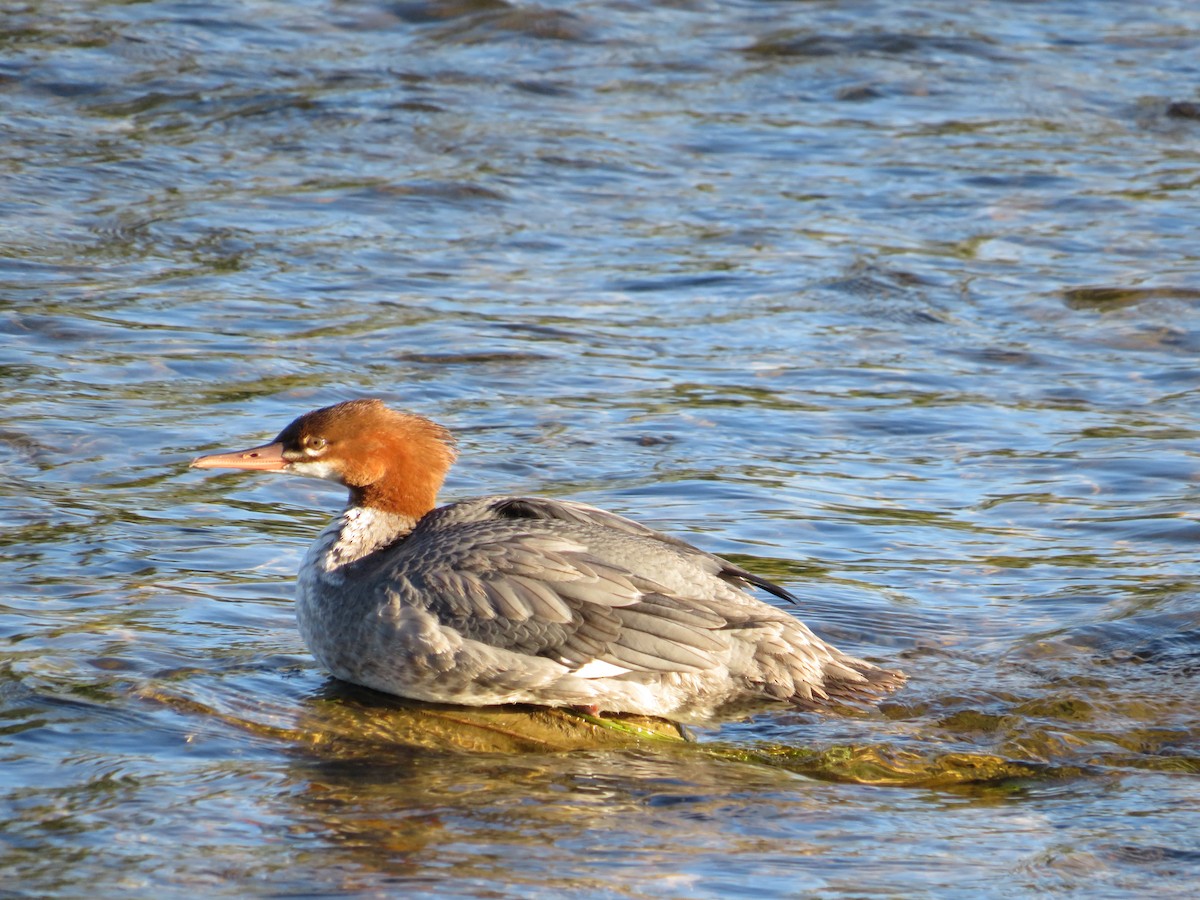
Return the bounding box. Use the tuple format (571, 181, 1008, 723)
(296, 495, 902, 721)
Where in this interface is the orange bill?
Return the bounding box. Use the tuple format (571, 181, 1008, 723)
(190, 441, 287, 471)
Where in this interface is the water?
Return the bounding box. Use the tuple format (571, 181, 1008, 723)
(3, 0, 1199, 895)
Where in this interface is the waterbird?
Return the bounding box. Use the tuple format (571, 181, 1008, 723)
(191, 399, 903, 721)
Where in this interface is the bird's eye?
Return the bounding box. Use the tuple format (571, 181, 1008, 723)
(303, 436, 328, 455)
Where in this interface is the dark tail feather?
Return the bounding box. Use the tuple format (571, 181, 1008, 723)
(724, 565, 802, 606)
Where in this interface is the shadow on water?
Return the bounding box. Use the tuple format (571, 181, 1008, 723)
(97, 637, 1191, 895)
(134, 633, 1199, 786)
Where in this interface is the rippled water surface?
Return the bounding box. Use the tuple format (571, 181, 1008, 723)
(3, 0, 1200, 896)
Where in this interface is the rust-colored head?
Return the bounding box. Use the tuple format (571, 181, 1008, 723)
(191, 399, 457, 519)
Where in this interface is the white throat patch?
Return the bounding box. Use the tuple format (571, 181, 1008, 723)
(288, 459, 341, 483)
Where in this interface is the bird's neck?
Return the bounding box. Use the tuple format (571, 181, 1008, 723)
(318, 504, 420, 573)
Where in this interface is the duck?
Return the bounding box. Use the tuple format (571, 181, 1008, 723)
(191, 399, 902, 721)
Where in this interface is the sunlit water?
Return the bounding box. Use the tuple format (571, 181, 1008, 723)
(3, 0, 1199, 896)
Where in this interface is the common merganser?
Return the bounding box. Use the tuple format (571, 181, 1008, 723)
(191, 399, 902, 721)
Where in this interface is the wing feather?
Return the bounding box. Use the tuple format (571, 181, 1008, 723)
(503, 574, 575, 624)
(612, 607, 726, 654)
(491, 496, 800, 603)
(375, 496, 801, 676)
(603, 639, 715, 672)
(481, 578, 533, 621)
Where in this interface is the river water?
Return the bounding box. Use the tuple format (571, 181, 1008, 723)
(3, 0, 1199, 896)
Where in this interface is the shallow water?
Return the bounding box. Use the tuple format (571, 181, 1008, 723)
(3, 0, 1200, 896)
